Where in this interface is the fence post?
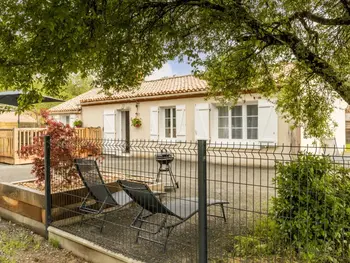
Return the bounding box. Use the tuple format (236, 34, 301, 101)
(198, 140, 208, 262)
(44, 135, 52, 239)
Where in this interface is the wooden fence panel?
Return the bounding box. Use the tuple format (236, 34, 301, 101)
(0, 127, 102, 164)
(0, 129, 14, 158)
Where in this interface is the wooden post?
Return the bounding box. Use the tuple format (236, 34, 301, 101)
(13, 128, 18, 163)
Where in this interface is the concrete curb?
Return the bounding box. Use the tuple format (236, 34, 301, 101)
(48, 226, 143, 263)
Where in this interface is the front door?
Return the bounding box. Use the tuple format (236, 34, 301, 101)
(120, 111, 130, 153)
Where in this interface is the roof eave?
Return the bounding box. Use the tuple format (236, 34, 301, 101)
(80, 91, 208, 106)
(49, 109, 81, 114)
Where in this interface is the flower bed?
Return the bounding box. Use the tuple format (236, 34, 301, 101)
(0, 178, 163, 236)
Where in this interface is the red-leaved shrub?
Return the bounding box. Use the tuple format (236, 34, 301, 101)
(20, 109, 101, 186)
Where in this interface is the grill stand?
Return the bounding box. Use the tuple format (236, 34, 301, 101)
(156, 162, 179, 191)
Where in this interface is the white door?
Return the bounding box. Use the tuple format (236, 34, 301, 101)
(103, 110, 116, 154)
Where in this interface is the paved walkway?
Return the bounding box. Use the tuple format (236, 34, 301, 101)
(0, 163, 33, 182)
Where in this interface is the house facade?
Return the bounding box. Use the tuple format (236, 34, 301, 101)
(49, 75, 347, 150)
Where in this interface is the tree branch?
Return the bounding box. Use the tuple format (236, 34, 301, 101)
(290, 11, 350, 25)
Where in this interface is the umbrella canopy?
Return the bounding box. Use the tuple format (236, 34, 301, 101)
(0, 90, 63, 107)
(0, 90, 64, 128)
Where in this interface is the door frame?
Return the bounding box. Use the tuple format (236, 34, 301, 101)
(117, 110, 130, 153)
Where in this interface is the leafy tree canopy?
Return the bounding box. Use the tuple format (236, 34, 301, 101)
(1, 0, 350, 138)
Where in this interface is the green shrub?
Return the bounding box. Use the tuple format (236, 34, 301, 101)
(272, 153, 350, 262)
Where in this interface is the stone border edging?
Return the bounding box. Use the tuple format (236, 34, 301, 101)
(48, 226, 144, 263)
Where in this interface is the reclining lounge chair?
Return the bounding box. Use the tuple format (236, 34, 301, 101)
(75, 159, 132, 232)
(118, 179, 228, 250)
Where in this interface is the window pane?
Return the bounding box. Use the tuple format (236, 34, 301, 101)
(218, 117, 228, 127)
(218, 128, 229, 139)
(232, 129, 242, 139)
(218, 107, 229, 116)
(172, 108, 176, 117)
(232, 117, 242, 127)
(165, 118, 171, 128)
(173, 128, 176, 138)
(231, 106, 242, 116)
(247, 105, 258, 116)
(165, 128, 171, 138)
(247, 116, 258, 127)
(247, 129, 258, 139)
(165, 109, 170, 118)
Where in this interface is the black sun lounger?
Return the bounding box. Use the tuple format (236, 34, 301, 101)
(118, 179, 228, 250)
(74, 159, 132, 232)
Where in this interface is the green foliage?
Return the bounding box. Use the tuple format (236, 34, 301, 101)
(131, 116, 142, 128)
(233, 217, 285, 258)
(272, 154, 350, 262)
(0, 0, 350, 138)
(59, 73, 93, 101)
(73, 119, 83, 128)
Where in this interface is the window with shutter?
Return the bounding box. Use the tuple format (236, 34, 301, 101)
(215, 103, 260, 141)
(150, 106, 159, 140)
(176, 105, 186, 141)
(195, 103, 210, 140)
(258, 99, 278, 143)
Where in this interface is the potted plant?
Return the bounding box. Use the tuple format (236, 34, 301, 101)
(73, 119, 83, 128)
(131, 116, 142, 128)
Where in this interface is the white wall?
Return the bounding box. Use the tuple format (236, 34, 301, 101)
(81, 94, 293, 145)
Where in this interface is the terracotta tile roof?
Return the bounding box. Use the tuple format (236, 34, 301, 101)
(81, 75, 207, 103)
(49, 88, 100, 113)
(49, 75, 207, 112)
(0, 112, 36, 123)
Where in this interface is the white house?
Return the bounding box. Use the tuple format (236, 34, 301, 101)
(49, 75, 347, 151)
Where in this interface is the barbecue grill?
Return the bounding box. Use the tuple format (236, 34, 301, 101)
(155, 149, 178, 191)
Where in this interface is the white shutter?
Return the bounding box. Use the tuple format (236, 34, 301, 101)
(195, 103, 210, 140)
(176, 105, 186, 142)
(150, 106, 159, 140)
(258, 99, 278, 143)
(103, 110, 116, 140)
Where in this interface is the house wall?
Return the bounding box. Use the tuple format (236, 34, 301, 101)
(81, 94, 294, 145)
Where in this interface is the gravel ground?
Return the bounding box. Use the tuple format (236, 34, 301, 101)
(60, 205, 238, 263)
(55, 155, 276, 263)
(0, 218, 88, 263)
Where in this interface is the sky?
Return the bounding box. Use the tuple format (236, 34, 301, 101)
(145, 58, 194, 81)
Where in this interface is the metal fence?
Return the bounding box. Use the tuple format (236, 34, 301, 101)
(44, 137, 350, 263)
